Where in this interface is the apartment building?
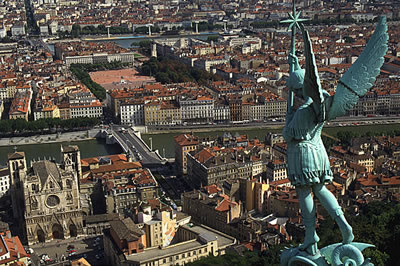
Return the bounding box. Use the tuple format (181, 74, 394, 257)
(266, 160, 287, 182)
(120, 99, 145, 126)
(105, 222, 236, 266)
(9, 90, 32, 121)
(179, 95, 214, 124)
(186, 148, 253, 186)
(69, 91, 103, 118)
(0, 168, 9, 197)
(174, 133, 200, 175)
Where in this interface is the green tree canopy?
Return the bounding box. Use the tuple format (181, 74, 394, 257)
(140, 57, 222, 85)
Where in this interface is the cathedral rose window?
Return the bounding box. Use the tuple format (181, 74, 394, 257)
(46, 195, 60, 207)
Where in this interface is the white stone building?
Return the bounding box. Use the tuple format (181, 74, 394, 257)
(214, 101, 230, 123)
(11, 23, 25, 36)
(179, 95, 214, 124)
(69, 91, 103, 118)
(0, 167, 10, 197)
(264, 98, 287, 118)
(64, 52, 135, 66)
(250, 104, 265, 121)
(120, 99, 145, 125)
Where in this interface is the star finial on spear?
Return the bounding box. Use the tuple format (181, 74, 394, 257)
(280, 0, 309, 112)
(281, 1, 309, 31)
(280, 0, 309, 74)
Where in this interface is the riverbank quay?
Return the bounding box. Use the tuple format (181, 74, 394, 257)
(0, 129, 101, 147)
(45, 31, 220, 43)
(142, 122, 284, 135)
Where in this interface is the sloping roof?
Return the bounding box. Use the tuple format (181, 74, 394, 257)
(193, 148, 215, 164)
(203, 184, 221, 195)
(7, 152, 25, 160)
(90, 161, 142, 175)
(71, 257, 91, 266)
(62, 145, 79, 153)
(109, 218, 144, 242)
(174, 133, 199, 146)
(215, 198, 237, 212)
(32, 160, 61, 187)
(85, 213, 120, 224)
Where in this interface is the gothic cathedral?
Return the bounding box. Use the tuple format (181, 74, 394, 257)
(8, 145, 84, 245)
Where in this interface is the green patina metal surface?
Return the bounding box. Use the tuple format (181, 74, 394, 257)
(280, 1, 388, 265)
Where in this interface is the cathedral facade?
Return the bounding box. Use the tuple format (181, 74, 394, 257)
(9, 145, 84, 245)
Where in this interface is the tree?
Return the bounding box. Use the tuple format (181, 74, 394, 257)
(139, 57, 222, 85)
(135, 26, 148, 34)
(71, 24, 81, 37)
(155, 72, 171, 84)
(0, 120, 12, 133)
(344, 36, 355, 43)
(13, 119, 28, 132)
(207, 36, 219, 43)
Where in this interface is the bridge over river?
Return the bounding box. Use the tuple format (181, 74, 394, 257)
(108, 125, 167, 168)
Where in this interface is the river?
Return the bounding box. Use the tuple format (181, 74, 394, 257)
(0, 139, 123, 167)
(141, 127, 282, 158)
(46, 32, 217, 52)
(0, 127, 280, 166)
(3, 122, 396, 166)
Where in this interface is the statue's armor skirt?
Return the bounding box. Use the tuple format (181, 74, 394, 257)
(286, 141, 333, 186)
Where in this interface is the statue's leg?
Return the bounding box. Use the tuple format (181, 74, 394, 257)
(296, 185, 319, 255)
(312, 183, 354, 244)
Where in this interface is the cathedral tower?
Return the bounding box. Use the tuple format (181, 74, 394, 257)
(61, 145, 82, 180)
(8, 151, 27, 219)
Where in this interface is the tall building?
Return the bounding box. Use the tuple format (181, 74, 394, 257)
(186, 148, 253, 186)
(8, 146, 84, 245)
(182, 185, 241, 235)
(174, 133, 200, 175)
(245, 178, 269, 214)
(0, 167, 10, 197)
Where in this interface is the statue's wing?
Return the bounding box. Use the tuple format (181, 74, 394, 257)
(302, 25, 324, 106)
(327, 16, 388, 120)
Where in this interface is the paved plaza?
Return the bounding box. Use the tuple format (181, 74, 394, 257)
(29, 236, 104, 266)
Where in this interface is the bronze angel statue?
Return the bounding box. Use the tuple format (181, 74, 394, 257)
(282, 15, 388, 260)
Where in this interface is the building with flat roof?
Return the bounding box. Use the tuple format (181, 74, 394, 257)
(104, 222, 236, 266)
(55, 41, 135, 66)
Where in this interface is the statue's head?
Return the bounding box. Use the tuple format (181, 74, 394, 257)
(287, 69, 305, 95)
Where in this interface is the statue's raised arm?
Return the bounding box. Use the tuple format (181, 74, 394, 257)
(327, 16, 388, 120)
